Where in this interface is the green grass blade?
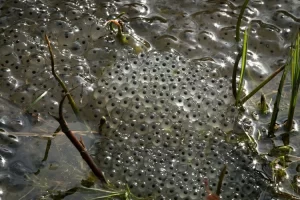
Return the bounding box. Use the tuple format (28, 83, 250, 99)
(232, 51, 242, 99)
(239, 65, 285, 105)
(286, 33, 300, 131)
(29, 89, 51, 109)
(260, 93, 268, 114)
(236, 0, 250, 42)
(236, 27, 249, 105)
(216, 165, 227, 196)
(268, 64, 288, 136)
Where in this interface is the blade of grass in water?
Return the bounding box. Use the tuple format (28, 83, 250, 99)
(232, 51, 242, 99)
(286, 33, 300, 131)
(260, 93, 268, 114)
(269, 63, 289, 136)
(236, 27, 249, 105)
(233, 0, 250, 98)
(239, 65, 285, 105)
(28, 89, 51, 109)
(235, 0, 250, 42)
(216, 165, 227, 196)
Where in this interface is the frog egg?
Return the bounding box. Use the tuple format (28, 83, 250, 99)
(10, 91, 32, 106)
(85, 107, 107, 123)
(0, 67, 13, 78)
(24, 66, 41, 80)
(22, 7, 41, 19)
(0, 45, 14, 56)
(136, 84, 150, 98)
(70, 65, 88, 76)
(73, 86, 94, 109)
(0, 53, 20, 67)
(144, 111, 158, 124)
(86, 48, 105, 61)
(94, 84, 108, 96)
(29, 54, 46, 66)
(0, 16, 10, 29)
(48, 20, 72, 34)
(62, 74, 84, 88)
(106, 98, 121, 113)
(107, 117, 123, 131)
(101, 155, 113, 170)
(34, 98, 59, 116)
(111, 131, 128, 147)
(134, 123, 148, 136)
(14, 42, 28, 56)
(120, 62, 133, 75)
(206, 117, 220, 128)
(183, 99, 198, 112)
(123, 108, 141, 123)
(168, 83, 179, 95)
(32, 76, 57, 92)
(66, 9, 82, 20)
(152, 135, 163, 147)
(69, 41, 86, 55)
(57, 31, 76, 47)
(88, 60, 106, 77)
(142, 96, 156, 108)
(90, 23, 106, 41)
(75, 23, 93, 40)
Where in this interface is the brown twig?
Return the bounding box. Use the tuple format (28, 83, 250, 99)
(45, 35, 90, 130)
(49, 94, 107, 184)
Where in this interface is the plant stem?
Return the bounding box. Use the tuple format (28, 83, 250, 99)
(236, 28, 249, 105)
(239, 65, 285, 105)
(285, 33, 300, 131)
(50, 94, 107, 184)
(45, 35, 89, 130)
(232, 50, 242, 99)
(260, 93, 268, 114)
(216, 165, 227, 196)
(269, 64, 288, 136)
(236, 0, 250, 42)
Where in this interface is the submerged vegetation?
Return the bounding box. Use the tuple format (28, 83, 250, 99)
(0, 0, 299, 199)
(41, 14, 300, 200)
(286, 33, 300, 131)
(231, 1, 300, 199)
(235, 27, 249, 106)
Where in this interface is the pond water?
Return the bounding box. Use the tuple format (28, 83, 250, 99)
(0, 0, 299, 199)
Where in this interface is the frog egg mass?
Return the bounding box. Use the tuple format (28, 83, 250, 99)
(92, 51, 267, 199)
(0, 0, 299, 199)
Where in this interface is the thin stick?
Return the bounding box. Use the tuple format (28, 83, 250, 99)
(49, 94, 107, 184)
(42, 139, 52, 162)
(45, 35, 89, 130)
